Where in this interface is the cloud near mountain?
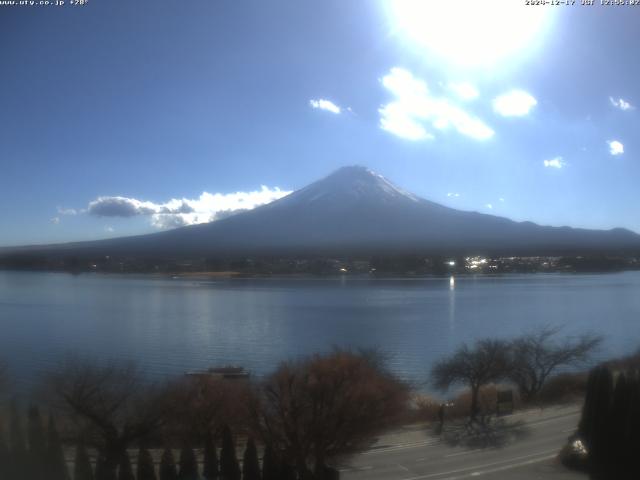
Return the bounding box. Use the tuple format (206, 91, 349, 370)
(12, 166, 640, 257)
(86, 186, 291, 228)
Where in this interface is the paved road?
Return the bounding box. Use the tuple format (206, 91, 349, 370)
(340, 405, 587, 480)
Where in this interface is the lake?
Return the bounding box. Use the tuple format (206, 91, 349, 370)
(1, 271, 639, 392)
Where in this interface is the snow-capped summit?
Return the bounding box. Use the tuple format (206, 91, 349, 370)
(278, 166, 420, 208)
(7, 166, 640, 257)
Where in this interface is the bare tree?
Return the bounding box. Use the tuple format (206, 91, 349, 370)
(45, 359, 172, 480)
(431, 339, 510, 421)
(250, 349, 409, 478)
(507, 326, 601, 403)
(163, 374, 251, 444)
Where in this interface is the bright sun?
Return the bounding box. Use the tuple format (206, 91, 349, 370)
(388, 0, 554, 68)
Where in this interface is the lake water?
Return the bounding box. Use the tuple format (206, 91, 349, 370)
(1, 271, 639, 392)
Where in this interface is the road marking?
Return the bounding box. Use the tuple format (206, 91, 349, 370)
(460, 454, 556, 478)
(441, 431, 569, 460)
(524, 411, 579, 428)
(444, 448, 484, 458)
(343, 408, 579, 477)
(401, 449, 558, 480)
(361, 439, 441, 455)
(338, 465, 373, 472)
(366, 410, 579, 457)
(497, 406, 579, 422)
(360, 418, 574, 458)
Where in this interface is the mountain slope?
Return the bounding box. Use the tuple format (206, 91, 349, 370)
(5, 166, 640, 257)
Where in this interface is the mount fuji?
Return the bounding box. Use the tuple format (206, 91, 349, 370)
(5, 166, 640, 258)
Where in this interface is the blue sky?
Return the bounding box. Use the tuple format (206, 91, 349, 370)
(1, 0, 639, 246)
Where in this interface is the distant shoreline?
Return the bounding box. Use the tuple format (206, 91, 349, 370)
(2, 268, 638, 281)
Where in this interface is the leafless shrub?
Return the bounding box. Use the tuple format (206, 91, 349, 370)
(507, 326, 601, 403)
(162, 374, 252, 444)
(413, 394, 441, 423)
(249, 348, 410, 476)
(537, 372, 589, 405)
(431, 339, 511, 421)
(44, 358, 173, 479)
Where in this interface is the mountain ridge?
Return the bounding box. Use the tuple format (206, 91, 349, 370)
(2, 166, 640, 258)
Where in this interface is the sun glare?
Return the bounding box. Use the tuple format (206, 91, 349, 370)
(388, 0, 553, 68)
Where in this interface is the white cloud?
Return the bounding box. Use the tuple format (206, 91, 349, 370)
(86, 186, 291, 229)
(493, 90, 537, 117)
(608, 140, 624, 155)
(87, 197, 172, 217)
(609, 97, 634, 111)
(150, 214, 187, 230)
(309, 99, 341, 114)
(543, 156, 565, 169)
(499, 197, 505, 202)
(57, 207, 78, 215)
(485, 203, 493, 210)
(379, 102, 432, 140)
(448, 82, 479, 101)
(51, 217, 60, 224)
(105, 226, 114, 233)
(379, 68, 493, 141)
(447, 192, 460, 198)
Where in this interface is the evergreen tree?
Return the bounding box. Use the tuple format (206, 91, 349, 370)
(589, 367, 614, 469)
(95, 453, 105, 479)
(137, 447, 157, 480)
(0, 419, 9, 480)
(118, 450, 135, 480)
(280, 461, 296, 480)
(95, 453, 104, 480)
(314, 463, 339, 480)
(178, 445, 199, 480)
(9, 402, 27, 478)
(241, 438, 260, 480)
(578, 366, 599, 440)
(95, 450, 118, 480)
(74, 443, 95, 480)
(579, 367, 611, 457)
(260, 446, 279, 480)
(28, 406, 47, 480)
(220, 425, 240, 480)
(95, 451, 117, 480)
(609, 372, 631, 471)
(624, 371, 640, 479)
(202, 435, 219, 480)
(47, 415, 70, 480)
(160, 448, 178, 480)
(575, 365, 640, 478)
